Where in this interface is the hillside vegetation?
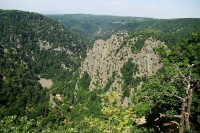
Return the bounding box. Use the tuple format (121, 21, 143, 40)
(0, 10, 200, 132)
(48, 14, 200, 47)
(1, 10, 86, 79)
(0, 10, 86, 132)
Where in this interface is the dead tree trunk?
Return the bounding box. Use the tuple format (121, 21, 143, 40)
(176, 65, 195, 133)
(185, 87, 193, 130)
(179, 98, 186, 133)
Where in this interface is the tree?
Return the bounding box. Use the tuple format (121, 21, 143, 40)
(84, 91, 136, 133)
(136, 30, 200, 132)
(121, 59, 138, 97)
(0, 43, 4, 87)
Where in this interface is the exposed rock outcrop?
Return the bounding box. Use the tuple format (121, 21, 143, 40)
(38, 75, 53, 89)
(81, 32, 164, 93)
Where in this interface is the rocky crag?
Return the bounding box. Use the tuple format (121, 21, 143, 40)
(80, 32, 164, 100)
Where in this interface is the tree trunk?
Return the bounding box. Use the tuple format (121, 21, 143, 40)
(179, 99, 186, 133)
(185, 89, 193, 130)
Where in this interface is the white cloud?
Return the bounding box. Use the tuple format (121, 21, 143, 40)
(111, 0, 135, 8)
(148, 5, 156, 10)
(112, 1, 122, 6)
(148, 5, 169, 12)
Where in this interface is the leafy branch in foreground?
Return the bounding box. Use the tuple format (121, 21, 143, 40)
(84, 91, 136, 133)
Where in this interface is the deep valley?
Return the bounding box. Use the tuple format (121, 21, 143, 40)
(0, 10, 200, 133)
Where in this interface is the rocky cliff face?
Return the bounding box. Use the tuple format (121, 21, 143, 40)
(80, 32, 164, 94)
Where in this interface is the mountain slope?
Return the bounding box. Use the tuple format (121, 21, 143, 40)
(0, 10, 86, 121)
(0, 10, 86, 81)
(48, 14, 200, 47)
(0, 10, 200, 132)
(47, 14, 151, 42)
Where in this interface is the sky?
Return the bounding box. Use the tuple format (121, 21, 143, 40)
(0, 0, 200, 18)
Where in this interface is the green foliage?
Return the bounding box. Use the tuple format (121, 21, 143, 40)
(1, 9, 200, 132)
(0, 115, 36, 132)
(135, 29, 200, 132)
(49, 14, 200, 48)
(121, 59, 139, 97)
(47, 14, 148, 44)
(0, 10, 86, 132)
(85, 91, 136, 133)
(128, 32, 149, 53)
(103, 71, 117, 92)
(121, 59, 138, 87)
(0, 10, 86, 81)
(78, 72, 91, 89)
(0, 48, 49, 118)
(120, 19, 200, 47)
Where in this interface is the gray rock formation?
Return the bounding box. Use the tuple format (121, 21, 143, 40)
(80, 32, 164, 94)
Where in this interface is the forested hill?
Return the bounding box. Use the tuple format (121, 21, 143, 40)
(48, 14, 200, 46)
(47, 14, 152, 41)
(0, 10, 200, 132)
(0, 10, 86, 80)
(0, 10, 86, 131)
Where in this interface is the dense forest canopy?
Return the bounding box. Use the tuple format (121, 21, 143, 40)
(0, 10, 200, 132)
(48, 14, 200, 47)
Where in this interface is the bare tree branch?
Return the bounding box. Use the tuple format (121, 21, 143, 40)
(171, 121, 180, 127)
(173, 115, 182, 118)
(174, 95, 185, 101)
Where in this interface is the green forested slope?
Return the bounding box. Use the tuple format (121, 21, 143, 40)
(47, 14, 152, 43)
(0, 10, 86, 132)
(48, 14, 200, 46)
(80, 29, 200, 133)
(0, 10, 86, 80)
(0, 10, 200, 132)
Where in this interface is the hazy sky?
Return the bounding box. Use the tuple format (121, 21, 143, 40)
(0, 0, 200, 18)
